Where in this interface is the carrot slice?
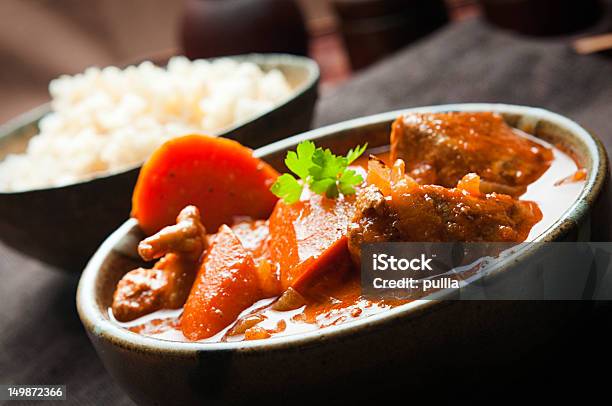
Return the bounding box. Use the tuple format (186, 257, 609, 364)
(231, 220, 282, 298)
(180, 225, 261, 341)
(268, 192, 356, 292)
(132, 135, 279, 235)
(290, 237, 352, 293)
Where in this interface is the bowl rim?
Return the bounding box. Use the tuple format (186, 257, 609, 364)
(77, 103, 608, 356)
(0, 53, 320, 195)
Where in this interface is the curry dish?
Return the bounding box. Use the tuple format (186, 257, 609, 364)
(109, 112, 584, 342)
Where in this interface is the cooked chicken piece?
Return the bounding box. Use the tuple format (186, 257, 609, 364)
(390, 112, 553, 196)
(138, 205, 207, 262)
(112, 254, 195, 322)
(347, 158, 542, 262)
(112, 206, 207, 322)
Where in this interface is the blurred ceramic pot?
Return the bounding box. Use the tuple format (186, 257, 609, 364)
(480, 0, 603, 36)
(182, 0, 309, 58)
(332, 0, 448, 70)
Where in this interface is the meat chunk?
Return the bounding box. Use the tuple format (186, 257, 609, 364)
(112, 206, 207, 322)
(347, 158, 542, 262)
(138, 205, 207, 262)
(390, 112, 553, 196)
(112, 254, 196, 322)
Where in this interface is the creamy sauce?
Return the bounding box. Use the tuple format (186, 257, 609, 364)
(114, 131, 586, 343)
(519, 131, 585, 240)
(112, 283, 399, 343)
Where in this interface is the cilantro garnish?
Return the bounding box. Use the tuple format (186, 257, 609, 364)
(270, 141, 367, 204)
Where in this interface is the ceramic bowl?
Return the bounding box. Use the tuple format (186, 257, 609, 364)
(0, 54, 319, 271)
(77, 104, 608, 405)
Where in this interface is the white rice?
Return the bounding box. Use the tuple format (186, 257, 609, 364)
(0, 56, 293, 191)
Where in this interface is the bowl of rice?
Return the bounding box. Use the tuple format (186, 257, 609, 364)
(0, 53, 319, 271)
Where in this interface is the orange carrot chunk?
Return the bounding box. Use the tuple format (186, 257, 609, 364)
(268, 192, 356, 292)
(180, 225, 261, 341)
(231, 220, 282, 298)
(132, 135, 279, 235)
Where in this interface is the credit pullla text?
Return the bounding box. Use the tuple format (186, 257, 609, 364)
(372, 277, 459, 291)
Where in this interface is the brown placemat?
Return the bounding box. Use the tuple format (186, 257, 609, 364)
(2, 17, 612, 405)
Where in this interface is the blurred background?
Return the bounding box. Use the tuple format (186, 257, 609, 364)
(1, 0, 609, 124)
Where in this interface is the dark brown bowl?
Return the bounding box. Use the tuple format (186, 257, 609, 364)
(78, 104, 608, 405)
(0, 54, 319, 271)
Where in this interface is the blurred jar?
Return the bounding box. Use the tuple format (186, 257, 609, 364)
(480, 0, 603, 36)
(182, 0, 309, 59)
(332, 0, 448, 70)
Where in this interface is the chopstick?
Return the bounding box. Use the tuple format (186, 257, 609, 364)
(573, 33, 612, 55)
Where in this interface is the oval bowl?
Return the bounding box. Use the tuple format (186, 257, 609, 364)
(78, 104, 608, 405)
(0, 53, 319, 271)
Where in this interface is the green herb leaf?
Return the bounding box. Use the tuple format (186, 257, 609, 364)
(285, 140, 315, 180)
(270, 141, 368, 204)
(310, 178, 337, 197)
(338, 169, 364, 195)
(309, 148, 346, 180)
(346, 143, 368, 164)
(270, 173, 303, 204)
